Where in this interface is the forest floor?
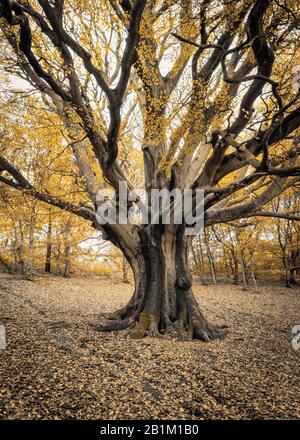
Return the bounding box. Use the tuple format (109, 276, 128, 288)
(0, 273, 299, 420)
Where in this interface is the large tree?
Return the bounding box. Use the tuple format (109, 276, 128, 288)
(0, 0, 299, 340)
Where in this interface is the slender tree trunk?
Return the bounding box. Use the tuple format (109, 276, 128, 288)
(63, 217, 72, 278)
(238, 248, 248, 290)
(16, 222, 25, 274)
(197, 235, 207, 284)
(283, 254, 292, 288)
(204, 230, 216, 285)
(250, 253, 258, 291)
(191, 240, 205, 284)
(289, 250, 298, 285)
(122, 256, 129, 283)
(235, 230, 247, 290)
(54, 243, 61, 275)
(26, 205, 37, 279)
(233, 254, 239, 284)
(229, 233, 239, 284)
(290, 268, 297, 285)
(45, 211, 52, 273)
(12, 225, 18, 272)
(221, 247, 229, 280)
(95, 225, 227, 341)
(241, 251, 249, 284)
(198, 238, 205, 272)
(228, 254, 235, 282)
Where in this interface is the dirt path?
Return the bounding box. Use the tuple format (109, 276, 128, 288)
(0, 274, 299, 419)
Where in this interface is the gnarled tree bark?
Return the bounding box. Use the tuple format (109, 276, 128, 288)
(94, 225, 227, 341)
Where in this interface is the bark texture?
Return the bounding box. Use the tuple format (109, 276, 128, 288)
(94, 225, 227, 341)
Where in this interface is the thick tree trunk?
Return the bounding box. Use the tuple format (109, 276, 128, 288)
(95, 226, 227, 341)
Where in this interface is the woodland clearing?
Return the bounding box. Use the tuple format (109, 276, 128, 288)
(0, 274, 299, 420)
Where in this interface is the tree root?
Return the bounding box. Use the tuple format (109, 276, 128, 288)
(90, 314, 229, 341)
(90, 319, 133, 332)
(194, 323, 229, 341)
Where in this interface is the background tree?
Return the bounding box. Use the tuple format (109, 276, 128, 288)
(272, 191, 300, 287)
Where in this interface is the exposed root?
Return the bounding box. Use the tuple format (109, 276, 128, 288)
(90, 319, 133, 332)
(105, 304, 133, 321)
(90, 314, 229, 341)
(194, 323, 229, 341)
